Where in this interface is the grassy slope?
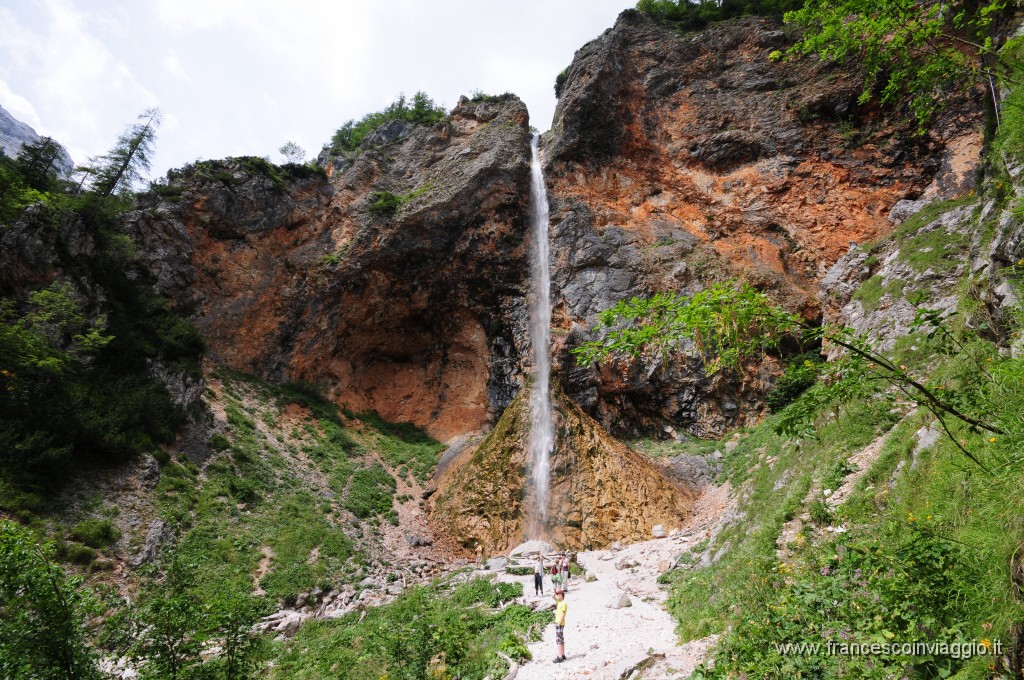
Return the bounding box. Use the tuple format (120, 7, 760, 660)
(3, 366, 551, 678)
(655, 191, 1024, 677)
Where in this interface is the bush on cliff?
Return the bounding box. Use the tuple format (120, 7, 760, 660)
(329, 91, 447, 154)
(777, 0, 1014, 129)
(636, 0, 805, 29)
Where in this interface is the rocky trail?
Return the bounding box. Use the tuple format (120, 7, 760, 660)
(490, 483, 735, 680)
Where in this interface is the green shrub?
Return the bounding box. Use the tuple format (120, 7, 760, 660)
(70, 518, 121, 548)
(692, 528, 979, 678)
(766, 350, 823, 412)
(554, 68, 570, 98)
(210, 433, 230, 451)
(1, 491, 44, 514)
(0, 521, 99, 678)
(504, 565, 534, 576)
(469, 90, 516, 104)
(807, 499, 832, 525)
(227, 475, 262, 504)
(330, 92, 447, 154)
(452, 578, 522, 608)
(344, 464, 396, 518)
(274, 579, 547, 679)
(635, 0, 805, 29)
(367, 191, 401, 217)
(63, 542, 97, 565)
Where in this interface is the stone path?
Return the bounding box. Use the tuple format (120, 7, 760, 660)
(495, 483, 734, 679)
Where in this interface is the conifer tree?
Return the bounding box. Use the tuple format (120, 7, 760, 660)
(90, 108, 161, 198)
(16, 136, 64, 192)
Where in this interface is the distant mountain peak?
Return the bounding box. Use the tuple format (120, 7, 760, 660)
(0, 103, 74, 177)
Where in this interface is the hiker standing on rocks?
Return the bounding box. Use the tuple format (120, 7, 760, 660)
(534, 553, 546, 595)
(560, 553, 571, 587)
(553, 588, 567, 663)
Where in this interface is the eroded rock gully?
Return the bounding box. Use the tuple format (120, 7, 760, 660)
(431, 384, 694, 553)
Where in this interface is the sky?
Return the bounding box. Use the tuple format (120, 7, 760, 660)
(0, 0, 630, 179)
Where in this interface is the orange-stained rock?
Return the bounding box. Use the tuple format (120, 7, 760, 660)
(544, 11, 984, 438)
(126, 97, 533, 441)
(430, 383, 693, 552)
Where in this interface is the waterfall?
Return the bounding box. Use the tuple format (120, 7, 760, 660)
(526, 133, 554, 537)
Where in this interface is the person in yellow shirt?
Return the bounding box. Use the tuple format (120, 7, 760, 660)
(553, 588, 567, 663)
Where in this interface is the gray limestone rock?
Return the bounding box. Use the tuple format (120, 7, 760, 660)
(0, 103, 74, 176)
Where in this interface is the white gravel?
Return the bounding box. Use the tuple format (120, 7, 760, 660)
(494, 482, 735, 680)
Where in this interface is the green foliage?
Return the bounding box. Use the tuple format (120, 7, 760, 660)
(0, 520, 99, 679)
(60, 542, 98, 565)
(177, 156, 325, 196)
(451, 578, 522, 608)
(0, 110, 206, 484)
(70, 518, 121, 548)
(343, 462, 396, 519)
(0, 156, 48, 222)
(851, 273, 899, 309)
(574, 282, 799, 373)
(0, 270, 201, 473)
(367, 190, 401, 217)
(664, 284, 1024, 676)
(87, 108, 161, 198)
(780, 0, 1011, 129)
(807, 498, 832, 524)
(352, 410, 443, 483)
(554, 68, 570, 98)
(153, 373, 365, 606)
(16, 136, 65, 192)
(366, 183, 435, 219)
(469, 90, 517, 104)
(0, 270, 204, 473)
(329, 92, 447, 154)
(576, 281, 1002, 465)
(274, 577, 545, 679)
(128, 563, 206, 680)
(996, 37, 1024, 157)
(636, 0, 804, 29)
(765, 350, 823, 412)
(692, 526, 980, 679)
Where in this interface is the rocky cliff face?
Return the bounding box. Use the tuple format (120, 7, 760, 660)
(430, 383, 693, 552)
(128, 97, 532, 441)
(821, 167, 1024, 352)
(543, 10, 984, 438)
(94, 13, 989, 553)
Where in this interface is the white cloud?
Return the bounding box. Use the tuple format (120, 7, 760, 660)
(1, 0, 629, 178)
(163, 51, 188, 81)
(0, 79, 44, 132)
(0, 0, 159, 164)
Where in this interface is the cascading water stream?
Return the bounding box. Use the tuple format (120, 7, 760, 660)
(526, 133, 554, 538)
